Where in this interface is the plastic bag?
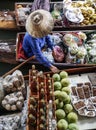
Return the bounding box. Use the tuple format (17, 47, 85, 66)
(53, 45, 64, 62)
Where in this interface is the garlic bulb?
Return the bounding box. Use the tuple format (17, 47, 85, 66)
(2, 91, 24, 111)
(3, 70, 25, 94)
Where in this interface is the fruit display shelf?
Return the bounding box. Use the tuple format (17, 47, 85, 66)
(26, 65, 96, 130)
(27, 65, 57, 130)
(45, 66, 96, 130)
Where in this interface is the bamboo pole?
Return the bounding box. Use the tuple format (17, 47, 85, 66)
(2, 56, 35, 78)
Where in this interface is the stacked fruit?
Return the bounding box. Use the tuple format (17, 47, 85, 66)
(52, 71, 79, 130)
(28, 96, 38, 127)
(28, 65, 39, 129)
(38, 79, 47, 130)
(72, 1, 96, 25)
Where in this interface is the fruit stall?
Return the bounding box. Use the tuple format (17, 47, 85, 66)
(26, 66, 96, 130)
(0, 0, 96, 129)
(0, 65, 96, 130)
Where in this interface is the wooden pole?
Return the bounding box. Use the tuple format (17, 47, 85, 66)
(2, 56, 35, 78)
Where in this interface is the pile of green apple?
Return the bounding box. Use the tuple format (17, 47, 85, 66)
(52, 71, 79, 130)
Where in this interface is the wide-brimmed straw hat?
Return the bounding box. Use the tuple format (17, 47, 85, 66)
(26, 9, 54, 38)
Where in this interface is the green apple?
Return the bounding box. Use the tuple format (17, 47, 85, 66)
(54, 90, 61, 99)
(62, 87, 70, 95)
(57, 119, 68, 130)
(58, 91, 68, 102)
(60, 71, 68, 79)
(55, 109, 66, 120)
(64, 104, 73, 114)
(52, 73, 60, 82)
(67, 112, 78, 123)
(55, 99, 63, 109)
(61, 78, 70, 87)
(68, 123, 79, 130)
(54, 81, 62, 91)
(64, 95, 71, 104)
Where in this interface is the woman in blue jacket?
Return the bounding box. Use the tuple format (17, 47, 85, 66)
(23, 9, 59, 73)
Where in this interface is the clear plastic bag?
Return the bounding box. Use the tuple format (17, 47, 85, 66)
(0, 113, 21, 130)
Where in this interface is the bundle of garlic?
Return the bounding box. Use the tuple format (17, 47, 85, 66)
(0, 70, 26, 112)
(2, 91, 24, 111)
(2, 70, 25, 94)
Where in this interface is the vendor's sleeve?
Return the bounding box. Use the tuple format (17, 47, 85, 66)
(22, 37, 33, 57)
(31, 40, 52, 68)
(46, 35, 54, 50)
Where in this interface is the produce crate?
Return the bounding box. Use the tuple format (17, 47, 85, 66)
(16, 31, 96, 67)
(27, 65, 57, 130)
(45, 66, 96, 130)
(50, 1, 96, 30)
(27, 65, 96, 130)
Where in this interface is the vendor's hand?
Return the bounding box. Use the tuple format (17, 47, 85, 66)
(52, 48, 56, 57)
(50, 65, 59, 73)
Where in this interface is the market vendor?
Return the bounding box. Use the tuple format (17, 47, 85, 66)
(22, 9, 59, 73)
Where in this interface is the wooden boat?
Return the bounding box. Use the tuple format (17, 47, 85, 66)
(0, 30, 96, 74)
(16, 31, 96, 67)
(15, 1, 96, 31)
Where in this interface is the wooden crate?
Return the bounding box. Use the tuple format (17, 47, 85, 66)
(27, 65, 56, 130)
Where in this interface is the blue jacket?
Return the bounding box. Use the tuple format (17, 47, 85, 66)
(22, 32, 54, 68)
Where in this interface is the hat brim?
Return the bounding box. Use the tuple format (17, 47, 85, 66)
(26, 9, 54, 38)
